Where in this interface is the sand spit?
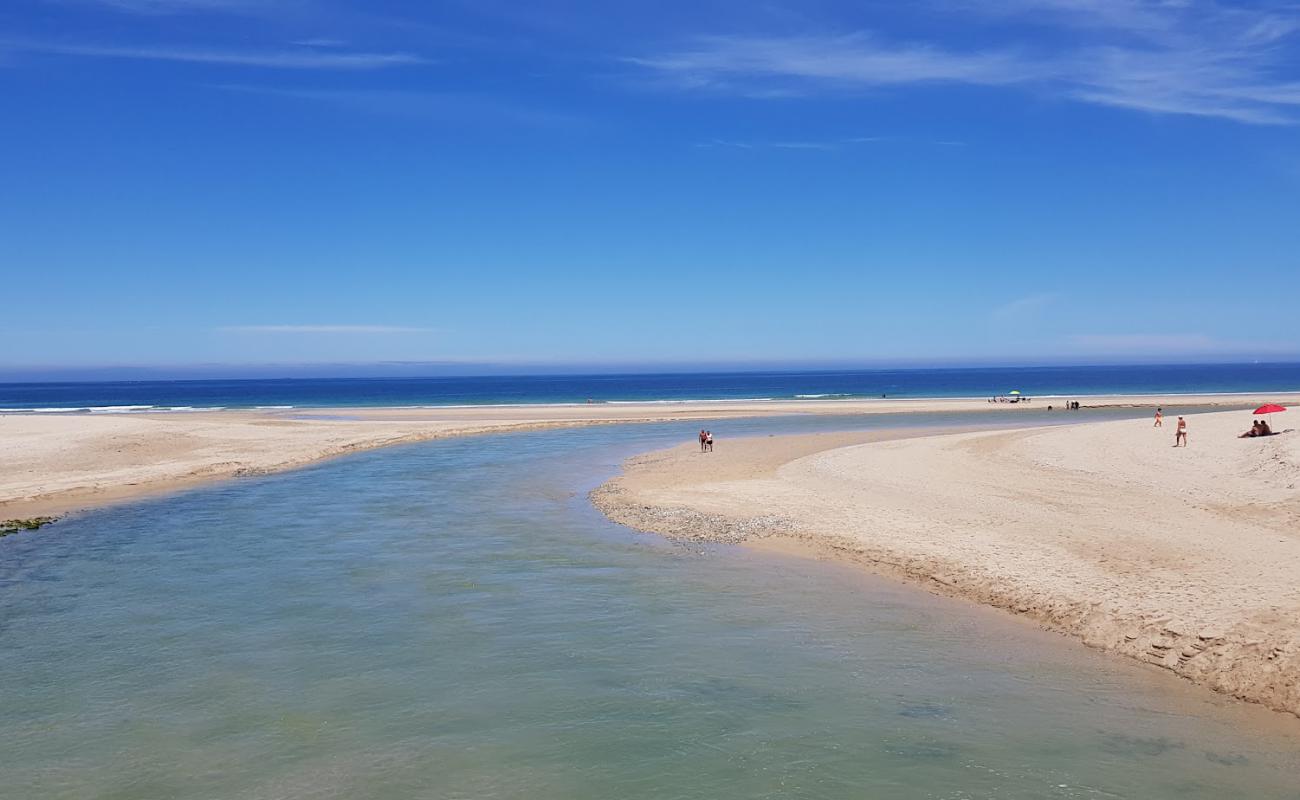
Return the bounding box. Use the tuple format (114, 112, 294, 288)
(2, 392, 1295, 519)
(592, 410, 1300, 716)
(0, 411, 646, 518)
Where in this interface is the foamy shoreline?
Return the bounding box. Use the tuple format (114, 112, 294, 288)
(592, 409, 1300, 717)
(4, 387, 1299, 414)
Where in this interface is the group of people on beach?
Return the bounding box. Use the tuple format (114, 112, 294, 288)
(1239, 419, 1275, 438)
(988, 397, 1087, 410)
(686, 403, 1275, 456)
(1157, 407, 1286, 447)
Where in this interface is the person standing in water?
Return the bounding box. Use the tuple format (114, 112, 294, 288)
(1154, 407, 1163, 427)
(1175, 416, 1188, 447)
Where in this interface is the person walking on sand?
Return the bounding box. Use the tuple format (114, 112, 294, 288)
(705, 431, 714, 452)
(1154, 407, 1163, 427)
(1175, 416, 1188, 447)
(699, 429, 707, 452)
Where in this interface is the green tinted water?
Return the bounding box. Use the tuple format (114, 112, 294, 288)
(3, 413, 1298, 798)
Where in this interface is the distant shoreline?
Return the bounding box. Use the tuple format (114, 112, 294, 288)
(3, 387, 1300, 414)
(3, 391, 1297, 521)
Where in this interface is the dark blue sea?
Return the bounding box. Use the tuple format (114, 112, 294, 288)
(2, 363, 1298, 411)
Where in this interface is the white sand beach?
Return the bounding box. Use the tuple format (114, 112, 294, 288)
(5, 397, 1300, 715)
(593, 409, 1300, 716)
(4, 393, 1296, 518)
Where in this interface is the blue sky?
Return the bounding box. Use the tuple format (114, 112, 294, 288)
(3, 0, 1299, 376)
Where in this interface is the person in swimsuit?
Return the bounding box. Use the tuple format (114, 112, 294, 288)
(699, 429, 707, 452)
(1175, 416, 1188, 447)
(1154, 407, 1162, 427)
(705, 431, 714, 452)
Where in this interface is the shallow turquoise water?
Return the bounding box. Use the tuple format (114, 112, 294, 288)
(3, 413, 1300, 799)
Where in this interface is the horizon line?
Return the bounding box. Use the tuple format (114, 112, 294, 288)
(3, 356, 1300, 383)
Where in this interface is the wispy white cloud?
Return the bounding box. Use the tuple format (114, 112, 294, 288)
(630, 33, 1032, 90)
(219, 325, 436, 334)
(629, 2, 1300, 125)
(3, 39, 427, 69)
(968, 0, 1300, 44)
(1062, 43, 1299, 125)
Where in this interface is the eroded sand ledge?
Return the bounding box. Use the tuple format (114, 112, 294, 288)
(592, 410, 1300, 716)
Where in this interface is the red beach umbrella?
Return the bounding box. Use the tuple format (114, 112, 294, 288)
(1253, 404, 1287, 415)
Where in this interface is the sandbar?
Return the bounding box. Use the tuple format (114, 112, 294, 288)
(2, 392, 1295, 519)
(592, 409, 1300, 716)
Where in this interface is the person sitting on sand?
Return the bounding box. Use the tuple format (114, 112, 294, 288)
(1259, 419, 1273, 436)
(1175, 416, 1188, 447)
(1239, 420, 1261, 438)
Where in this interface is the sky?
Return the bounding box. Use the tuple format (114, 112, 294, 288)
(3, 0, 1299, 377)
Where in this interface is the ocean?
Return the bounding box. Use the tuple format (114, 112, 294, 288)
(3, 413, 1300, 798)
(2, 362, 1299, 411)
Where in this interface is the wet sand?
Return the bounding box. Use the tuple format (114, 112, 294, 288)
(592, 409, 1300, 716)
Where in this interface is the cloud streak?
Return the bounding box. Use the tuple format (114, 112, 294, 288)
(3, 39, 427, 69)
(629, 3, 1300, 125)
(630, 33, 1031, 89)
(219, 325, 436, 334)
